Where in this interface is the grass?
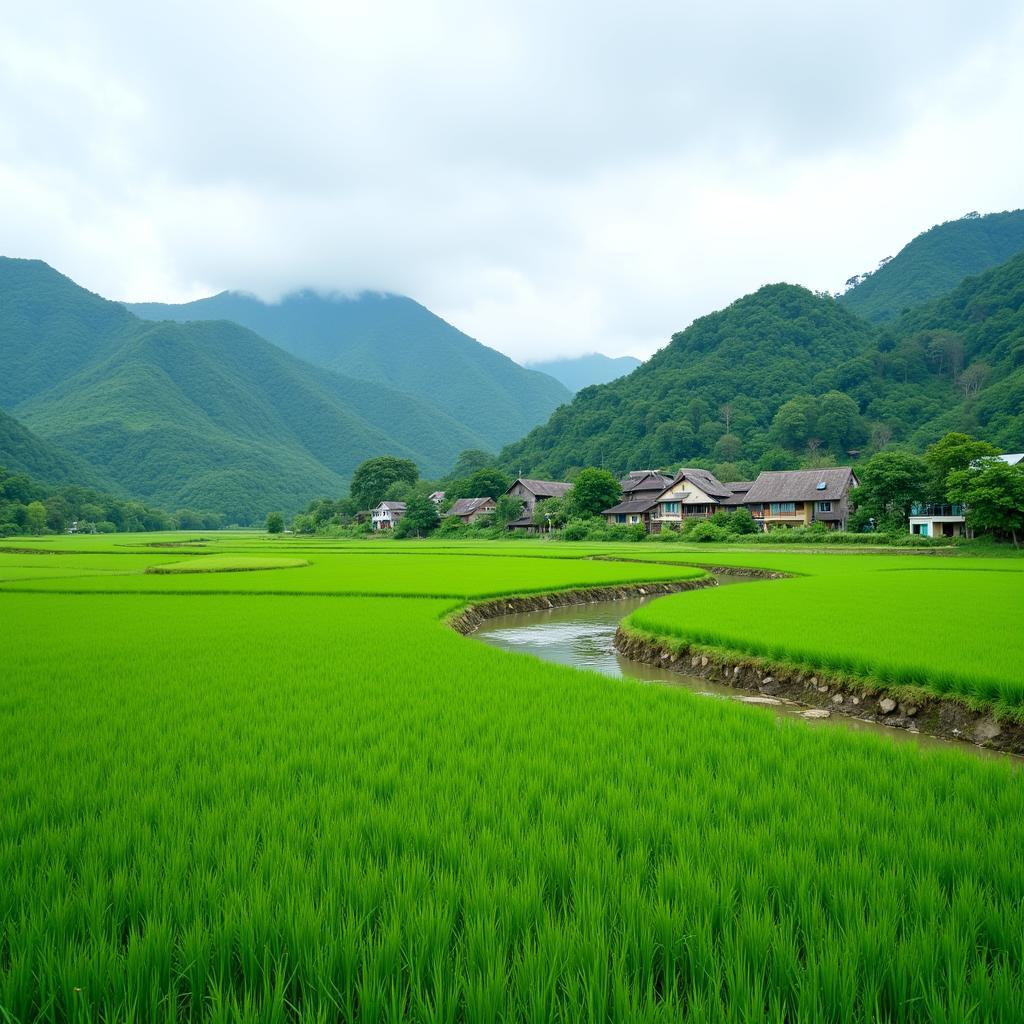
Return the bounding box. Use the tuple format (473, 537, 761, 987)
(146, 556, 311, 574)
(1, 534, 1023, 1022)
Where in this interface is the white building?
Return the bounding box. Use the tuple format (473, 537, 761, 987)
(371, 501, 406, 530)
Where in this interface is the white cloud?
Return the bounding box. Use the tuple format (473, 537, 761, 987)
(0, 0, 1022, 362)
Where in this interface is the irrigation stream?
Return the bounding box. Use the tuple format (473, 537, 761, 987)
(474, 582, 1013, 761)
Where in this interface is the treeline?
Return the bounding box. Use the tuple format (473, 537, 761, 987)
(281, 430, 1024, 546)
(0, 465, 224, 537)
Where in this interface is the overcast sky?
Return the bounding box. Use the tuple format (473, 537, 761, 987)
(2, 2, 1023, 362)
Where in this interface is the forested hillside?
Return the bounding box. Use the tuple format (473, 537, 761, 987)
(840, 209, 1024, 322)
(501, 256, 1024, 481)
(500, 284, 881, 478)
(1, 259, 486, 521)
(0, 407, 109, 488)
(525, 352, 642, 392)
(128, 290, 570, 450)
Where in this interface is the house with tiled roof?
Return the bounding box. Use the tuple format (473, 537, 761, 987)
(649, 468, 733, 529)
(504, 478, 573, 531)
(446, 496, 497, 524)
(743, 467, 859, 531)
(603, 471, 675, 529)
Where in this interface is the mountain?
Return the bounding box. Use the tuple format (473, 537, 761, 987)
(500, 284, 881, 477)
(501, 254, 1024, 481)
(840, 209, 1024, 323)
(0, 407, 109, 488)
(1, 258, 486, 521)
(127, 290, 570, 451)
(525, 353, 642, 392)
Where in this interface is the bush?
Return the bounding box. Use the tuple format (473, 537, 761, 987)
(685, 521, 730, 542)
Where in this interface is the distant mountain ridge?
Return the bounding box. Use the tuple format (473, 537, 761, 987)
(127, 290, 570, 451)
(0, 407, 109, 489)
(0, 258, 487, 520)
(525, 353, 642, 392)
(840, 209, 1024, 322)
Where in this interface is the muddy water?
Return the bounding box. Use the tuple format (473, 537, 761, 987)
(473, 589, 1014, 761)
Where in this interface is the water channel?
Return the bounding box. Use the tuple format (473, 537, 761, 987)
(473, 583, 1013, 761)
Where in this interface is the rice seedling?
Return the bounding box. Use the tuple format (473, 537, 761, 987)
(1, 535, 1022, 1021)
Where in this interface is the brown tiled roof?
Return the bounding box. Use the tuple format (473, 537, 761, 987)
(603, 497, 659, 515)
(744, 467, 859, 504)
(448, 497, 494, 517)
(510, 478, 573, 498)
(666, 468, 733, 500)
(719, 481, 755, 506)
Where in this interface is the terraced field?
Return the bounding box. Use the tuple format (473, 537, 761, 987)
(2, 535, 1023, 1022)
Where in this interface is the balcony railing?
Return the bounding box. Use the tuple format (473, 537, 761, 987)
(910, 504, 964, 517)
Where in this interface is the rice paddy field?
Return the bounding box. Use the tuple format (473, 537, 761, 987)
(2, 534, 1024, 1022)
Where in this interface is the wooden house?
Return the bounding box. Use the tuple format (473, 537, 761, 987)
(742, 468, 859, 531)
(504, 478, 572, 531)
(446, 496, 497, 524)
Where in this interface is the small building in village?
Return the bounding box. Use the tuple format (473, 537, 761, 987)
(429, 490, 446, 505)
(909, 503, 967, 538)
(446, 496, 497, 524)
(742, 467, 859, 530)
(504, 478, 572, 531)
(602, 471, 674, 528)
(371, 501, 406, 530)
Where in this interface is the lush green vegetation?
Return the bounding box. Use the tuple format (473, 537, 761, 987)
(128, 289, 571, 452)
(627, 567, 1024, 712)
(0, 407, 107, 489)
(840, 209, 1024, 322)
(0, 258, 491, 521)
(500, 243, 1024, 483)
(1, 537, 1023, 1022)
(0, 464, 209, 537)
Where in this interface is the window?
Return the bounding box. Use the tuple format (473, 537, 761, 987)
(630, 515, 640, 524)
(663, 501, 680, 514)
(615, 514, 626, 524)
(817, 501, 832, 512)
(770, 502, 796, 515)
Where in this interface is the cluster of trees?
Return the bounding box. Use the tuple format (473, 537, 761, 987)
(850, 433, 1024, 543)
(0, 465, 222, 537)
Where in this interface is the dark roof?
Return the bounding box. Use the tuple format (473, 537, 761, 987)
(506, 515, 535, 529)
(378, 501, 406, 511)
(719, 481, 755, 506)
(744, 467, 859, 504)
(665, 468, 732, 500)
(508, 478, 572, 498)
(448, 497, 494, 517)
(603, 497, 659, 515)
(619, 471, 673, 493)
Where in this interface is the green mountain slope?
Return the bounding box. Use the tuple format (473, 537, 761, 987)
(525, 353, 642, 392)
(0, 407, 110, 488)
(840, 209, 1024, 322)
(500, 284, 881, 476)
(127, 290, 571, 450)
(502, 256, 1024, 481)
(1, 259, 486, 520)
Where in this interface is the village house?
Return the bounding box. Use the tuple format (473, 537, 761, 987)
(650, 468, 735, 528)
(428, 490, 446, 505)
(371, 500, 406, 530)
(909, 453, 1023, 537)
(446, 496, 496, 524)
(504, 478, 572, 531)
(602, 471, 674, 529)
(742, 467, 859, 531)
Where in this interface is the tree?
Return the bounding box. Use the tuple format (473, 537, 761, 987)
(395, 494, 439, 538)
(853, 450, 929, 529)
(565, 468, 619, 519)
(265, 512, 284, 534)
(770, 395, 817, 450)
(463, 468, 511, 500)
(816, 391, 863, 453)
(924, 432, 1001, 500)
(947, 460, 1024, 545)
(448, 449, 495, 479)
(493, 495, 524, 526)
(25, 500, 47, 535)
(291, 513, 316, 535)
(532, 495, 567, 530)
(350, 456, 419, 510)
(956, 361, 992, 398)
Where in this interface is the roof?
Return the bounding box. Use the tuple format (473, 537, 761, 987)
(619, 471, 674, 493)
(664, 468, 733, 500)
(998, 453, 1023, 466)
(508, 478, 573, 498)
(603, 497, 659, 515)
(506, 515, 535, 529)
(429, 490, 446, 500)
(448, 497, 494, 517)
(744, 467, 859, 504)
(376, 501, 406, 511)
